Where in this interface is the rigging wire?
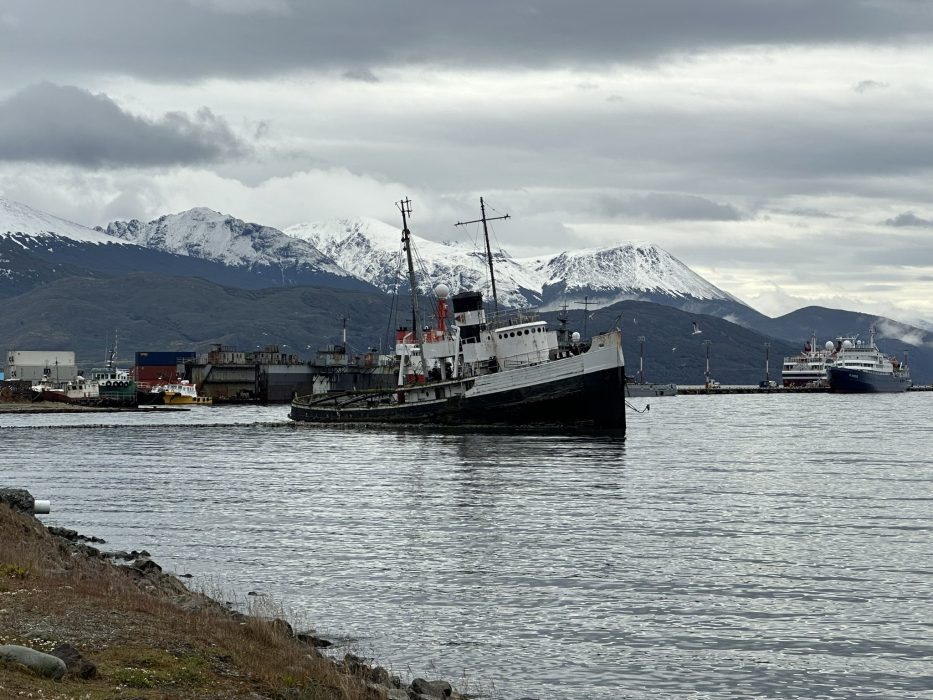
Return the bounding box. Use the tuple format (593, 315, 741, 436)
(384, 242, 405, 351)
(411, 237, 439, 323)
(461, 221, 492, 300)
(388, 230, 438, 339)
(458, 218, 498, 302)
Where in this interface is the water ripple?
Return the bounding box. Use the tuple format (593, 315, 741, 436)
(3, 395, 933, 699)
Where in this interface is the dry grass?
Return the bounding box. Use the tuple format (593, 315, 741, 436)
(0, 504, 382, 699)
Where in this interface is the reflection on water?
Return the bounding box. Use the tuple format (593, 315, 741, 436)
(3, 395, 933, 699)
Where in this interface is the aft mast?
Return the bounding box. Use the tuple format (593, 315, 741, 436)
(456, 197, 510, 316)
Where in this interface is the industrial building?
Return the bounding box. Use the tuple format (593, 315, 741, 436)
(184, 344, 395, 403)
(5, 350, 78, 383)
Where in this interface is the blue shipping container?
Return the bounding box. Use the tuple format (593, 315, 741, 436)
(135, 351, 197, 367)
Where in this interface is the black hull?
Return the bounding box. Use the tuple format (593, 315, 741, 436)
(137, 391, 164, 406)
(291, 364, 626, 434)
(827, 367, 910, 393)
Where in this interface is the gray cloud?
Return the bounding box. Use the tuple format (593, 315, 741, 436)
(598, 193, 744, 221)
(0, 83, 246, 167)
(885, 211, 933, 227)
(0, 1, 930, 82)
(295, 89, 933, 206)
(342, 69, 380, 84)
(785, 208, 835, 218)
(181, 0, 291, 14)
(854, 79, 889, 93)
(667, 224, 922, 271)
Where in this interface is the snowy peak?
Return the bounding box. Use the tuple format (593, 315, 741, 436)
(288, 216, 408, 253)
(286, 217, 542, 308)
(526, 243, 741, 305)
(0, 197, 126, 245)
(286, 217, 742, 311)
(103, 207, 348, 276)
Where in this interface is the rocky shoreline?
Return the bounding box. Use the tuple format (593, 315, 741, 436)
(0, 488, 473, 700)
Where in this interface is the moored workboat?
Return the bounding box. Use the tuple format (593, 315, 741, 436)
(147, 380, 212, 405)
(625, 381, 677, 397)
(826, 330, 910, 393)
(30, 374, 100, 404)
(290, 198, 626, 433)
(92, 337, 138, 407)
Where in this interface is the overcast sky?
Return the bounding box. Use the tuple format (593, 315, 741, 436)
(1, 0, 933, 322)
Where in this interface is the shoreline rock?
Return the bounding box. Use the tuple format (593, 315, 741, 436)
(0, 644, 67, 679)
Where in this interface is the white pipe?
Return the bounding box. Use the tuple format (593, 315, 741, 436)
(33, 500, 50, 515)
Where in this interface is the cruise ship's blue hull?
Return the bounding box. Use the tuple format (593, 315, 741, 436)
(827, 367, 910, 393)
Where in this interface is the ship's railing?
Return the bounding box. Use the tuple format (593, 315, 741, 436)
(496, 348, 558, 370)
(485, 309, 542, 331)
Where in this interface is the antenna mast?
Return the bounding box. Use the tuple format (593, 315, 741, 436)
(573, 295, 593, 340)
(456, 196, 510, 316)
(339, 316, 349, 352)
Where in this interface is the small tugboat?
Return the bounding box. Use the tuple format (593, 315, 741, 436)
(290, 198, 626, 433)
(92, 337, 138, 407)
(782, 332, 835, 387)
(147, 380, 212, 406)
(826, 330, 911, 393)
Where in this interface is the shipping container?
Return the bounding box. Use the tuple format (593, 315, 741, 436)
(135, 351, 196, 367)
(135, 366, 183, 383)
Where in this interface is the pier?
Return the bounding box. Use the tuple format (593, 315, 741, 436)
(676, 385, 933, 395)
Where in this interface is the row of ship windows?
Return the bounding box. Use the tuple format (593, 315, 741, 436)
(498, 328, 544, 339)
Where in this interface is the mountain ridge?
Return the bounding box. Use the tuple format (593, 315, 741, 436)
(284, 216, 745, 315)
(0, 198, 376, 298)
(101, 207, 350, 280)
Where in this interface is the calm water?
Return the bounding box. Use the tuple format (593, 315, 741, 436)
(3, 394, 932, 699)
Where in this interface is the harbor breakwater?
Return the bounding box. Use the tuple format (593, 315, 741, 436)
(0, 488, 468, 700)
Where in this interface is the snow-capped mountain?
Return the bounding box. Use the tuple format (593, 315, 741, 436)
(522, 244, 744, 309)
(101, 208, 350, 280)
(0, 198, 374, 299)
(286, 217, 542, 308)
(0, 198, 135, 297)
(286, 217, 745, 313)
(1, 198, 128, 245)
